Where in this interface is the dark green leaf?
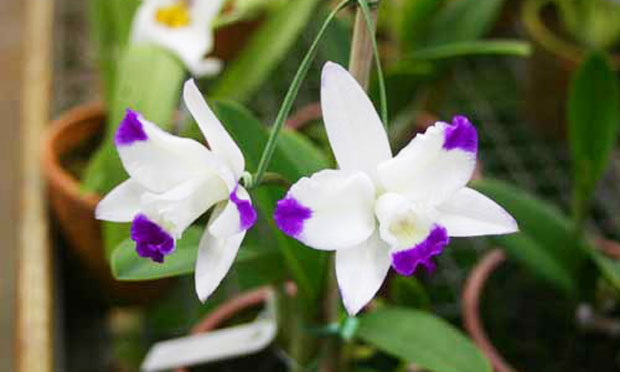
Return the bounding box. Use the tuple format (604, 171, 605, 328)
(425, 0, 505, 46)
(357, 307, 491, 372)
(210, 0, 322, 102)
(473, 179, 587, 295)
(568, 51, 620, 221)
(407, 39, 531, 61)
(389, 276, 431, 309)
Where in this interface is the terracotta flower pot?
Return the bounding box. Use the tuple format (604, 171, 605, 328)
(41, 103, 169, 303)
(522, 0, 620, 139)
(463, 241, 620, 372)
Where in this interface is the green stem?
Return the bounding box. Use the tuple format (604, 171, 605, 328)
(356, 0, 388, 127)
(252, 0, 354, 187)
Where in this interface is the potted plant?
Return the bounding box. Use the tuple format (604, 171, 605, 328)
(523, 0, 620, 138)
(462, 50, 620, 371)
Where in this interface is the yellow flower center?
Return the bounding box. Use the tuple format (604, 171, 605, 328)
(155, 2, 191, 28)
(389, 214, 427, 248)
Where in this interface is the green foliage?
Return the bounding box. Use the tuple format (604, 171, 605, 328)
(406, 39, 531, 61)
(473, 179, 587, 296)
(553, 0, 620, 49)
(357, 306, 492, 372)
(568, 51, 620, 223)
(389, 276, 430, 309)
(211, 0, 323, 102)
(88, 0, 140, 104)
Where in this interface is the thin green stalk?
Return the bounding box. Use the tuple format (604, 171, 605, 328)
(252, 0, 354, 187)
(356, 0, 388, 127)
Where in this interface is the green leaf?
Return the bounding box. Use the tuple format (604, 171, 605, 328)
(211, 0, 322, 102)
(473, 179, 587, 295)
(357, 307, 492, 372)
(406, 39, 531, 61)
(425, 0, 505, 46)
(397, 0, 445, 52)
(496, 233, 575, 295)
(211, 101, 330, 306)
(568, 51, 620, 222)
(389, 276, 431, 309)
(589, 249, 620, 292)
(111, 227, 203, 280)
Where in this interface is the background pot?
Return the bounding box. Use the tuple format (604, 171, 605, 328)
(41, 103, 169, 304)
(463, 244, 620, 372)
(522, 0, 620, 139)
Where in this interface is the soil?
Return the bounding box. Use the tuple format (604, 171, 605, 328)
(481, 261, 620, 372)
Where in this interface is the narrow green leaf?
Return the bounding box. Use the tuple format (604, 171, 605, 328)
(389, 276, 431, 309)
(357, 307, 492, 372)
(210, 0, 323, 102)
(589, 250, 620, 292)
(473, 179, 586, 295)
(568, 51, 620, 222)
(397, 0, 445, 51)
(407, 39, 532, 61)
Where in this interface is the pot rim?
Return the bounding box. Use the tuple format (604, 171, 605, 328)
(41, 102, 105, 210)
(522, 0, 620, 68)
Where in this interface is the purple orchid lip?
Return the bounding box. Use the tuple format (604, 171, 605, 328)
(391, 225, 449, 276)
(131, 214, 175, 263)
(230, 185, 257, 231)
(273, 195, 312, 238)
(115, 109, 148, 146)
(442, 115, 477, 153)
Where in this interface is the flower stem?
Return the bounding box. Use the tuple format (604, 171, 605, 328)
(252, 0, 354, 188)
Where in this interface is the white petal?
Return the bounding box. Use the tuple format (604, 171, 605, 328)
(320, 62, 392, 182)
(274, 169, 376, 250)
(141, 172, 229, 238)
(187, 57, 222, 77)
(377, 117, 477, 206)
(436, 187, 518, 237)
(195, 205, 245, 302)
(183, 79, 245, 178)
(374, 192, 434, 251)
(115, 109, 230, 193)
(208, 185, 256, 237)
(131, 0, 225, 77)
(95, 179, 146, 222)
(336, 232, 391, 315)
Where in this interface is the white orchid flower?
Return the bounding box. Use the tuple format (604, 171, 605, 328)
(274, 62, 518, 315)
(131, 0, 226, 77)
(96, 79, 257, 301)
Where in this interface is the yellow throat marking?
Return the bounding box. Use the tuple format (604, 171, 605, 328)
(155, 2, 191, 28)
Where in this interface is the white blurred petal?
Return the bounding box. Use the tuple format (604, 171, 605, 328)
(209, 185, 256, 237)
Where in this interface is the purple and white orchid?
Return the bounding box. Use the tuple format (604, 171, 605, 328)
(96, 79, 257, 302)
(274, 62, 518, 315)
(131, 0, 225, 77)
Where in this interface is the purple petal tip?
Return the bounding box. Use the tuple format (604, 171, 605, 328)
(230, 187, 257, 231)
(443, 115, 477, 153)
(131, 214, 175, 263)
(273, 196, 312, 238)
(115, 109, 148, 146)
(391, 225, 449, 276)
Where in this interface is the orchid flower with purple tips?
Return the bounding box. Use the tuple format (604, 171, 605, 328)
(274, 62, 518, 315)
(96, 79, 257, 301)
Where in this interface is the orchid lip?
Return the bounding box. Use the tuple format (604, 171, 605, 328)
(115, 109, 148, 146)
(273, 195, 312, 238)
(230, 185, 257, 231)
(131, 214, 175, 263)
(391, 224, 449, 276)
(442, 115, 477, 153)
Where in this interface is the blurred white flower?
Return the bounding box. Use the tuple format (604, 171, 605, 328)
(131, 0, 226, 76)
